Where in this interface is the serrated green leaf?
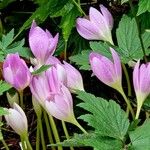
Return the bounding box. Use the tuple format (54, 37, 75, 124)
(48, 133, 123, 150)
(0, 80, 12, 95)
(32, 65, 51, 75)
(129, 119, 150, 150)
(69, 50, 91, 70)
(51, 2, 74, 18)
(18, 0, 68, 35)
(60, 5, 80, 41)
(90, 41, 112, 59)
(0, 51, 4, 62)
(1, 29, 14, 50)
(4, 39, 33, 59)
(116, 15, 150, 63)
(121, 0, 129, 4)
(76, 91, 129, 140)
(137, 0, 150, 16)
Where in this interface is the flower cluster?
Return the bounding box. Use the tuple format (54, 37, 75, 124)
(2, 4, 149, 143)
(3, 21, 84, 134)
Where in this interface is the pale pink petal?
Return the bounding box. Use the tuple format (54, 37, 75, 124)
(89, 7, 106, 31)
(48, 33, 59, 55)
(76, 18, 101, 40)
(56, 64, 67, 85)
(63, 61, 84, 91)
(45, 100, 68, 121)
(110, 48, 122, 80)
(29, 26, 49, 62)
(100, 5, 113, 29)
(133, 60, 140, 91)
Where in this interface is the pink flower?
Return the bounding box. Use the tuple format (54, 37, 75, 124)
(89, 48, 122, 91)
(5, 103, 28, 136)
(133, 61, 150, 118)
(45, 85, 75, 123)
(3, 53, 31, 91)
(30, 66, 61, 107)
(54, 61, 84, 92)
(29, 20, 59, 64)
(62, 61, 84, 91)
(76, 5, 113, 44)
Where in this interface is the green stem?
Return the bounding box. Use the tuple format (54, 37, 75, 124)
(19, 90, 24, 108)
(71, 0, 86, 16)
(43, 111, 56, 150)
(129, 0, 147, 62)
(64, 41, 67, 61)
(38, 117, 46, 150)
(1, 139, 9, 150)
(72, 119, 88, 134)
(119, 88, 135, 118)
(135, 106, 141, 120)
(36, 122, 40, 150)
(122, 64, 132, 97)
(48, 115, 63, 150)
(61, 121, 74, 150)
(21, 137, 26, 150)
(25, 137, 33, 150)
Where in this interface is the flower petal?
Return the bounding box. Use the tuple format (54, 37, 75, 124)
(76, 18, 101, 40)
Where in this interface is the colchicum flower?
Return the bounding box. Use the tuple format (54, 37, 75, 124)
(89, 48, 122, 92)
(29, 20, 59, 65)
(76, 5, 113, 44)
(5, 103, 28, 136)
(30, 66, 61, 107)
(133, 61, 150, 119)
(3, 53, 31, 91)
(55, 61, 84, 92)
(45, 84, 76, 123)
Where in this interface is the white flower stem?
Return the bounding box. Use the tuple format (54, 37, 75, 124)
(43, 111, 56, 150)
(61, 121, 74, 150)
(49, 115, 63, 150)
(119, 88, 135, 118)
(72, 119, 88, 134)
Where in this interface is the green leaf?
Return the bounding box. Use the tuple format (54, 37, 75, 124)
(18, 0, 68, 35)
(60, 5, 80, 41)
(121, 0, 129, 4)
(0, 0, 15, 10)
(116, 15, 150, 63)
(32, 65, 51, 75)
(51, 2, 74, 18)
(77, 91, 129, 140)
(0, 107, 8, 116)
(137, 0, 150, 16)
(129, 119, 150, 150)
(0, 29, 14, 50)
(4, 39, 33, 59)
(69, 50, 91, 70)
(0, 80, 12, 95)
(0, 51, 4, 62)
(90, 41, 112, 59)
(48, 133, 123, 150)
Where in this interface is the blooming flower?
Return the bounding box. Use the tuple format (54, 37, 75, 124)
(76, 5, 113, 44)
(5, 103, 28, 136)
(3, 53, 31, 91)
(45, 84, 75, 123)
(29, 20, 59, 65)
(30, 66, 61, 107)
(133, 61, 150, 119)
(89, 48, 122, 92)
